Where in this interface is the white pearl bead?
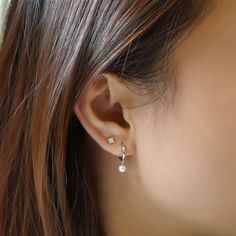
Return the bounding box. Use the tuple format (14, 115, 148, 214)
(118, 164, 126, 173)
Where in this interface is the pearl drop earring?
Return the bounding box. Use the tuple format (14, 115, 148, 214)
(107, 137, 127, 173)
(118, 142, 126, 173)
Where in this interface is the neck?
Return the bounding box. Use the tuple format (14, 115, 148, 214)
(86, 135, 212, 236)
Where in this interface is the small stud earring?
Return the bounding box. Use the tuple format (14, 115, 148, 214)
(107, 136, 115, 144)
(118, 142, 126, 173)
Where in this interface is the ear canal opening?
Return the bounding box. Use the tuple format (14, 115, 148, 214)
(113, 102, 130, 129)
(91, 86, 130, 129)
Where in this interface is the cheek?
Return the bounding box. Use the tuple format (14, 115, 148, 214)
(133, 2, 236, 230)
(134, 70, 236, 231)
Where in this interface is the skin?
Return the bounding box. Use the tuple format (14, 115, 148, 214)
(74, 1, 236, 235)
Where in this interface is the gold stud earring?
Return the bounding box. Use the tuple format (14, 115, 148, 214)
(107, 136, 115, 144)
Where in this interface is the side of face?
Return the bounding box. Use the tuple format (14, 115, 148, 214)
(134, 0, 236, 234)
(73, 1, 236, 235)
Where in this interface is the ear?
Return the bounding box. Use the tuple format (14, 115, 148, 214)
(73, 73, 137, 157)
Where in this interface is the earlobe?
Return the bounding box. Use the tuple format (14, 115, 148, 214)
(73, 73, 136, 158)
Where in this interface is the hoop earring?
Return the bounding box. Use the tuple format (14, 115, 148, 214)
(118, 142, 126, 173)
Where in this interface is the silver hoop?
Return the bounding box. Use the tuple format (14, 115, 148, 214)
(118, 142, 126, 173)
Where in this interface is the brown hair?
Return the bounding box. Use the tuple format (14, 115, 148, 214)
(0, 0, 211, 235)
